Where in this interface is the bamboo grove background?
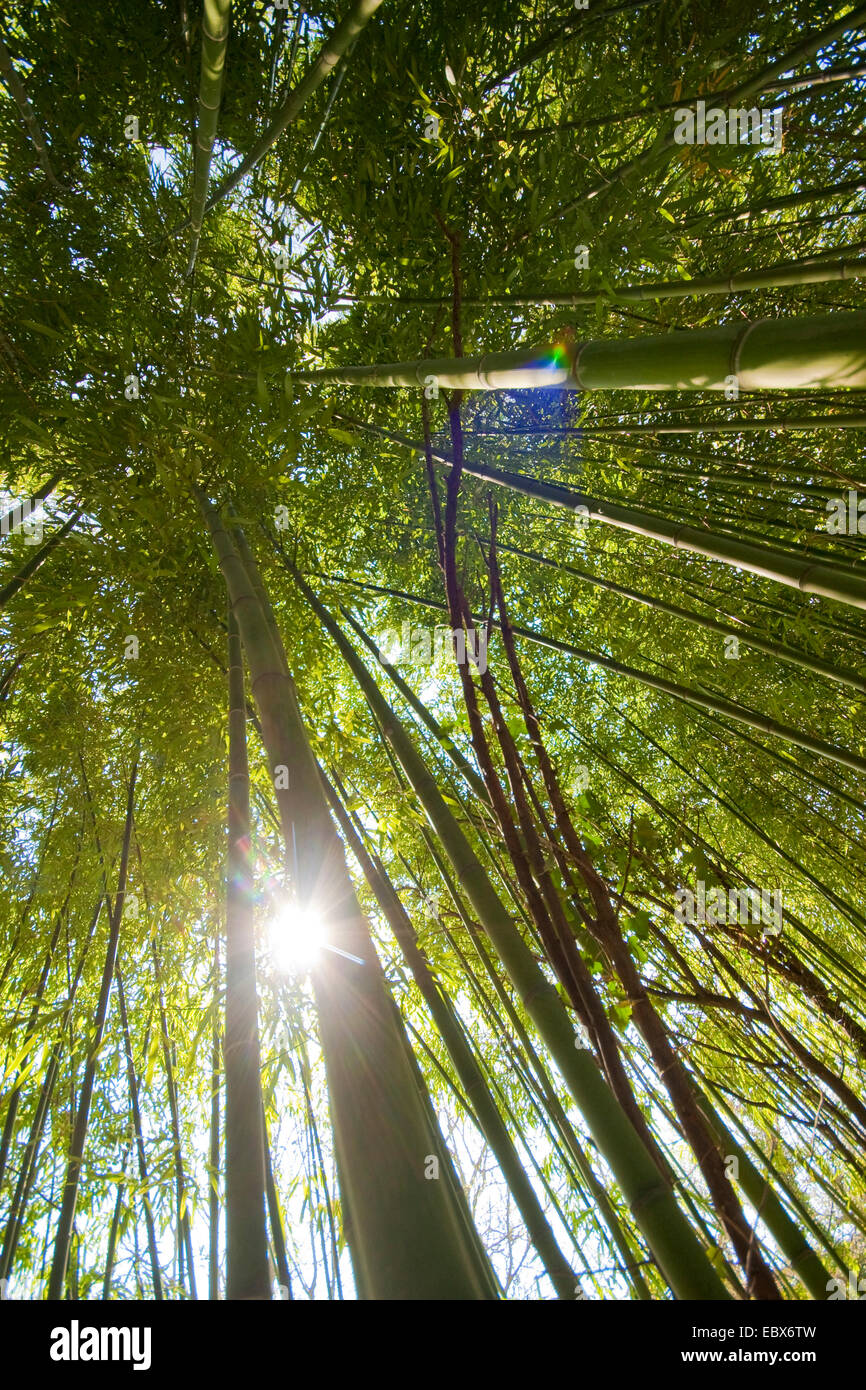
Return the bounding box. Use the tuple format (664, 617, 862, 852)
(0, 0, 865, 1300)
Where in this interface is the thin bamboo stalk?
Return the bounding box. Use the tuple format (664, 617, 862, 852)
(533, 5, 866, 224)
(406, 831, 658, 1298)
(47, 758, 138, 1300)
(151, 936, 197, 1298)
(291, 576, 729, 1300)
(324, 770, 579, 1299)
(0, 473, 61, 535)
(0, 33, 65, 192)
(344, 243, 866, 307)
(208, 931, 221, 1300)
(102, 1140, 131, 1298)
(199, 0, 384, 218)
(115, 971, 164, 1300)
(0, 509, 82, 610)
(339, 415, 866, 610)
(262, 1107, 292, 1298)
(0, 896, 101, 1284)
(322, 574, 866, 776)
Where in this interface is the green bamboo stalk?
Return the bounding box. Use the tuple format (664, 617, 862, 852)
(201, 0, 384, 217)
(559, 714, 866, 1042)
(0, 881, 72, 1191)
(686, 176, 866, 229)
(704, 1079, 849, 1274)
(344, 243, 866, 307)
(691, 1087, 831, 1299)
(0, 509, 81, 610)
(339, 605, 491, 806)
(150, 936, 197, 1298)
(115, 971, 164, 1300)
(483, 0, 668, 93)
(339, 415, 866, 611)
(224, 605, 270, 1300)
(0, 32, 65, 193)
(375, 828, 658, 1298)
(290, 575, 729, 1300)
(510, 64, 866, 140)
(0, 895, 101, 1284)
(292, 310, 866, 392)
(492, 540, 866, 698)
(196, 489, 497, 1299)
(601, 698, 866, 989)
(335, 544, 866, 699)
(534, 4, 866, 224)
(187, 0, 232, 276)
(323, 574, 866, 777)
(0, 787, 60, 999)
(461, 415, 866, 436)
(262, 1107, 292, 1299)
(102, 1141, 131, 1299)
(47, 758, 138, 1300)
(324, 770, 579, 1299)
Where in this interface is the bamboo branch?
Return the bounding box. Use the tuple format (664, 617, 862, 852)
(0, 32, 65, 193)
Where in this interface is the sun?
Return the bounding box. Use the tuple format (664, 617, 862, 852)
(268, 901, 327, 973)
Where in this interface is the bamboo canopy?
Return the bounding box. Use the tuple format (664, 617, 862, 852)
(3, 0, 866, 1323)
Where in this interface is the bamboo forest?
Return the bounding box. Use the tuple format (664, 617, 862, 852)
(2, 0, 866, 1327)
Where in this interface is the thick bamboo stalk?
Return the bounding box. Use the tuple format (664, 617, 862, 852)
(187, 0, 232, 276)
(224, 606, 270, 1300)
(291, 311, 866, 392)
(341, 415, 866, 611)
(291, 576, 729, 1300)
(197, 489, 497, 1299)
(47, 759, 138, 1300)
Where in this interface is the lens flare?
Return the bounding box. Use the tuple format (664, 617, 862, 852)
(269, 901, 326, 973)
